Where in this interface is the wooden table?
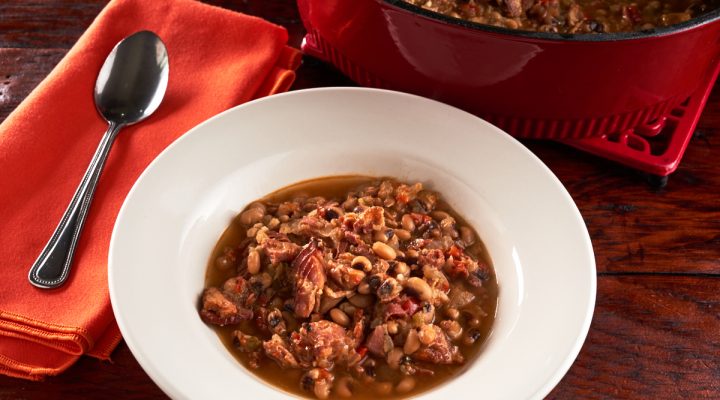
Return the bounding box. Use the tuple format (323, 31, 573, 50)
(1, 1, 718, 398)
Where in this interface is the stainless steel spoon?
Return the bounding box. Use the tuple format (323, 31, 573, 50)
(28, 31, 169, 289)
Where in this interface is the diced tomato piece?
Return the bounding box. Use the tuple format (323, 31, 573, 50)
(447, 245, 463, 259)
(401, 298, 421, 315)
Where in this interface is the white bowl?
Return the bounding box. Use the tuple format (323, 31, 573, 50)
(109, 88, 596, 400)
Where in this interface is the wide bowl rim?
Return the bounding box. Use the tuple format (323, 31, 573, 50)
(109, 87, 596, 400)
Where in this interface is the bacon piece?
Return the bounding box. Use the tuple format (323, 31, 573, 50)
(365, 324, 393, 357)
(263, 334, 300, 369)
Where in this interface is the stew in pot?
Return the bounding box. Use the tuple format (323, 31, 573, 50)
(402, 0, 719, 33)
(199, 176, 498, 399)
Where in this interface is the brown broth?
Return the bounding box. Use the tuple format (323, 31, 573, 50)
(204, 176, 498, 399)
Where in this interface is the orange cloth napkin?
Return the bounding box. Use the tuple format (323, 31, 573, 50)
(0, 0, 300, 381)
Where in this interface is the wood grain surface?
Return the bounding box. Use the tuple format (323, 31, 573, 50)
(0, 1, 718, 399)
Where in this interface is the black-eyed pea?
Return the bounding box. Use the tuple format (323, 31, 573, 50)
(442, 320, 463, 340)
(386, 320, 399, 335)
(255, 226, 270, 244)
(404, 329, 421, 354)
(463, 329, 483, 346)
(314, 382, 330, 400)
(358, 281, 371, 294)
(436, 290, 449, 304)
(373, 230, 388, 243)
(445, 307, 460, 320)
(430, 210, 451, 221)
(348, 294, 373, 308)
(339, 302, 357, 315)
(420, 303, 435, 324)
(247, 248, 261, 275)
(246, 222, 262, 238)
(396, 376, 416, 393)
(267, 217, 280, 229)
(460, 226, 475, 246)
(401, 214, 415, 231)
(352, 256, 372, 272)
(418, 324, 436, 345)
(319, 296, 343, 314)
(405, 277, 432, 301)
(375, 382, 393, 395)
(387, 234, 400, 249)
(372, 241, 397, 260)
(335, 377, 354, 398)
(387, 347, 404, 369)
(342, 197, 358, 211)
(239, 205, 265, 226)
(504, 18, 520, 30)
(330, 308, 350, 327)
(394, 228, 411, 241)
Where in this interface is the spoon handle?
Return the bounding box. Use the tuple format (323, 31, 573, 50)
(28, 122, 123, 289)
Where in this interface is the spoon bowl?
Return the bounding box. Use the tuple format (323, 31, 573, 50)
(95, 31, 169, 125)
(28, 30, 169, 289)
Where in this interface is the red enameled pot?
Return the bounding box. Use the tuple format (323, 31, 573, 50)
(297, 0, 720, 139)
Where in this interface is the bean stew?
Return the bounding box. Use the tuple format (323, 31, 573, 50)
(200, 176, 498, 399)
(401, 0, 719, 33)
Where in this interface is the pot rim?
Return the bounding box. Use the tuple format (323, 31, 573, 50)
(383, 0, 720, 41)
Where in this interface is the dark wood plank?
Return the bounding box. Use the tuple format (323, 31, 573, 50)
(0, 343, 166, 400)
(0, 48, 66, 120)
(528, 127, 720, 275)
(548, 275, 720, 399)
(0, 1, 105, 48)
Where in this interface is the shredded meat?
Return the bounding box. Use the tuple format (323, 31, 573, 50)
(263, 334, 300, 369)
(292, 239, 327, 318)
(261, 237, 300, 264)
(353, 206, 385, 233)
(291, 320, 359, 369)
(200, 287, 252, 326)
(328, 256, 366, 289)
(414, 325, 464, 364)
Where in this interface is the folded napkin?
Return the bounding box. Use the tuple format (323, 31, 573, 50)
(0, 0, 300, 381)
